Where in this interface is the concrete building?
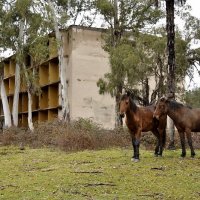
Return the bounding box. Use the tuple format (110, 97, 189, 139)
(1, 25, 183, 130)
(0, 25, 116, 129)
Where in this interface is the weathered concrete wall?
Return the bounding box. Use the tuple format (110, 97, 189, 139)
(69, 26, 115, 129)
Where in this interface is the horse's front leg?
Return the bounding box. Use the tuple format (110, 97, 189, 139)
(157, 128, 166, 156)
(152, 129, 160, 156)
(185, 129, 195, 158)
(178, 131, 186, 157)
(132, 130, 141, 162)
(152, 130, 160, 157)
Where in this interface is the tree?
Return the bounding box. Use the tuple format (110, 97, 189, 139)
(0, 0, 50, 130)
(96, 0, 163, 126)
(165, 0, 186, 149)
(184, 88, 200, 108)
(46, 0, 70, 122)
(0, 62, 12, 127)
(45, 0, 96, 122)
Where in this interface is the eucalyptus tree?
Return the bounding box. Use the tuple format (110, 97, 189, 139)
(0, 62, 12, 127)
(182, 10, 200, 82)
(45, 0, 71, 122)
(155, 0, 186, 97)
(160, 1, 200, 148)
(95, 0, 163, 126)
(152, 0, 186, 149)
(184, 88, 200, 108)
(44, 0, 95, 122)
(0, 1, 12, 127)
(0, 0, 50, 130)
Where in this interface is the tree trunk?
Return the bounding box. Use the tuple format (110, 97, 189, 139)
(22, 63, 34, 131)
(27, 91, 34, 131)
(48, 0, 70, 122)
(113, 0, 123, 127)
(12, 63, 20, 126)
(113, 0, 120, 47)
(142, 77, 149, 106)
(0, 78, 12, 127)
(166, 0, 175, 147)
(166, 0, 175, 97)
(12, 19, 25, 126)
(115, 84, 123, 127)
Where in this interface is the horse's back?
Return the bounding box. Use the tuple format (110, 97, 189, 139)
(140, 106, 156, 131)
(175, 107, 200, 131)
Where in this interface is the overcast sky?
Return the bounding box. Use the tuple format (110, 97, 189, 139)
(184, 0, 200, 89)
(188, 0, 200, 18)
(1, 1, 200, 89)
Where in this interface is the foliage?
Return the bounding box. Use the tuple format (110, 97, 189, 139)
(49, 0, 97, 27)
(98, 28, 195, 101)
(97, 0, 200, 105)
(96, 0, 164, 102)
(184, 87, 200, 108)
(0, 0, 51, 94)
(0, 146, 200, 199)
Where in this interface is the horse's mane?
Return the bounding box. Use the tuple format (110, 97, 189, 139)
(168, 100, 192, 110)
(121, 94, 137, 112)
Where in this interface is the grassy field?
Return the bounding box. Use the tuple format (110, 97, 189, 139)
(0, 146, 200, 200)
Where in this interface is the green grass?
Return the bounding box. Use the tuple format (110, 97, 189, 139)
(0, 146, 200, 200)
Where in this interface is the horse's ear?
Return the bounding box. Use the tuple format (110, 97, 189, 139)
(126, 91, 131, 97)
(160, 96, 167, 102)
(166, 92, 174, 99)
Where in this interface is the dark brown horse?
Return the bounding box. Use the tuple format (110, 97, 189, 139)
(154, 97, 197, 158)
(119, 92, 167, 162)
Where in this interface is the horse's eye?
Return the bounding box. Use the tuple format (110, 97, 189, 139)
(160, 105, 164, 109)
(126, 102, 128, 105)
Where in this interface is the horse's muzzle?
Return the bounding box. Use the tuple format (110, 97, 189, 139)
(153, 114, 159, 120)
(119, 113, 125, 118)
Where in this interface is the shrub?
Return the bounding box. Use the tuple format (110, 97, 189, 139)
(1, 119, 199, 151)
(0, 119, 130, 151)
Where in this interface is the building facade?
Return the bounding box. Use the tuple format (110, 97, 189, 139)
(0, 26, 116, 129)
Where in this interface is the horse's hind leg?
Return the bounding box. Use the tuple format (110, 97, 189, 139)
(185, 129, 195, 158)
(154, 142, 159, 156)
(179, 131, 186, 157)
(154, 139, 160, 156)
(131, 137, 136, 160)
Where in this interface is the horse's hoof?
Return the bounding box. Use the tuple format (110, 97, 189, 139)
(181, 154, 186, 158)
(131, 158, 139, 162)
(154, 153, 162, 157)
(180, 155, 185, 159)
(134, 158, 140, 162)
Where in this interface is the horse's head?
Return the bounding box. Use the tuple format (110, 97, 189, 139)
(153, 96, 169, 120)
(119, 93, 131, 118)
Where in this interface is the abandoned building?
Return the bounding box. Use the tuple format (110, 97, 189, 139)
(0, 25, 116, 129)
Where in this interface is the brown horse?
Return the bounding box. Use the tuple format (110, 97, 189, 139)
(154, 97, 197, 158)
(119, 92, 167, 162)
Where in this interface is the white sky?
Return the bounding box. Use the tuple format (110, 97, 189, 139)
(1, 1, 200, 89)
(184, 0, 200, 89)
(187, 0, 200, 18)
